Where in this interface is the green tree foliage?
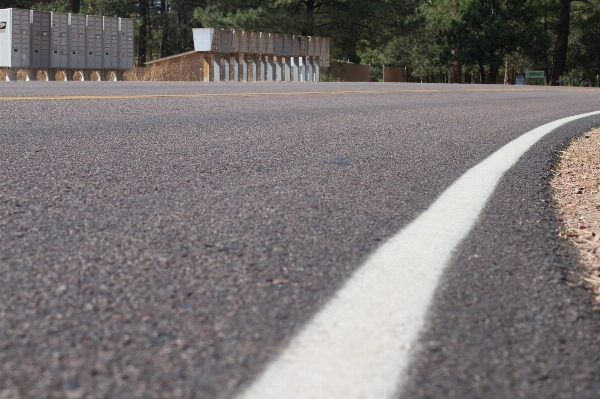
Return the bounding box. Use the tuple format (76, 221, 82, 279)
(4, 0, 600, 84)
(195, 0, 420, 64)
(448, 0, 546, 83)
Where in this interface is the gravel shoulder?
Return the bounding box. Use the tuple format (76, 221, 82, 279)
(552, 127, 600, 307)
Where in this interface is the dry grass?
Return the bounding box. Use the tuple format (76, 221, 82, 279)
(552, 127, 600, 308)
(123, 63, 204, 82)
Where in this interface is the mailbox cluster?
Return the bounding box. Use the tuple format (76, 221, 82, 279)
(192, 28, 330, 82)
(0, 8, 134, 81)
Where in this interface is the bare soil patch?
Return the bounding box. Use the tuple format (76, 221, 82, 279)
(552, 127, 600, 306)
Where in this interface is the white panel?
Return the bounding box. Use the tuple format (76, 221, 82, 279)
(85, 15, 102, 69)
(192, 28, 219, 52)
(50, 12, 68, 68)
(68, 13, 86, 69)
(0, 9, 13, 68)
(0, 9, 31, 68)
(117, 17, 134, 69)
(102, 16, 118, 69)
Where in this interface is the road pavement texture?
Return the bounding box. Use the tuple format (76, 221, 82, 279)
(1, 82, 600, 398)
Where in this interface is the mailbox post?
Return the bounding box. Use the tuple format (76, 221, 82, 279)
(274, 33, 283, 81)
(230, 30, 240, 81)
(282, 34, 292, 81)
(220, 29, 231, 82)
(50, 11, 68, 80)
(189, 28, 330, 84)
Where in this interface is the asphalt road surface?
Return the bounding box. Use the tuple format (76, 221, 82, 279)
(1, 82, 600, 399)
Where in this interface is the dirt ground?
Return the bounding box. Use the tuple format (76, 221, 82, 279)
(552, 127, 600, 307)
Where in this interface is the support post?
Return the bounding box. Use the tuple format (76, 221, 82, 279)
(315, 57, 320, 82)
(285, 56, 291, 81)
(276, 56, 282, 82)
(213, 53, 221, 82)
(4, 68, 18, 81)
(234, 54, 241, 82)
(47, 70, 56, 81)
(65, 70, 74, 81)
(204, 54, 213, 82)
(308, 56, 314, 82)
(267, 55, 274, 81)
(82, 70, 92, 81)
(299, 57, 305, 82)
(260, 55, 267, 81)
(242, 54, 248, 82)
(224, 54, 230, 82)
(252, 55, 258, 82)
(25, 69, 37, 81)
(292, 57, 299, 82)
(98, 70, 107, 81)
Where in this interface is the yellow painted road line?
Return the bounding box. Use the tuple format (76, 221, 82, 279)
(0, 87, 564, 101)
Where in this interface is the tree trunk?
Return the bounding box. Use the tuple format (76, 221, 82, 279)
(160, 0, 168, 58)
(489, 64, 499, 84)
(69, 0, 81, 13)
(479, 63, 486, 85)
(550, 0, 571, 86)
(138, 0, 149, 66)
(450, 59, 462, 83)
(504, 57, 509, 84)
(302, 0, 315, 36)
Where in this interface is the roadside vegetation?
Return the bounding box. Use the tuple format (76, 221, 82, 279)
(3, 0, 600, 85)
(553, 128, 600, 307)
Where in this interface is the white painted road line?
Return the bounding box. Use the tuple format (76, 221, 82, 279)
(236, 111, 600, 399)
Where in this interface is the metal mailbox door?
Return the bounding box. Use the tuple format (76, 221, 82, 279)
(274, 33, 283, 56)
(7, 9, 31, 68)
(230, 30, 241, 53)
(211, 28, 220, 52)
(118, 18, 134, 69)
(68, 13, 86, 69)
(291, 35, 300, 57)
(31, 10, 51, 68)
(50, 12, 68, 68)
(240, 31, 249, 53)
(102, 16, 118, 69)
(266, 33, 275, 55)
(86, 15, 102, 69)
(221, 29, 233, 52)
(249, 31, 258, 54)
(308, 36, 317, 57)
(299, 36, 308, 56)
(314, 37, 321, 59)
(258, 32, 267, 54)
(322, 37, 330, 67)
(282, 35, 292, 56)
